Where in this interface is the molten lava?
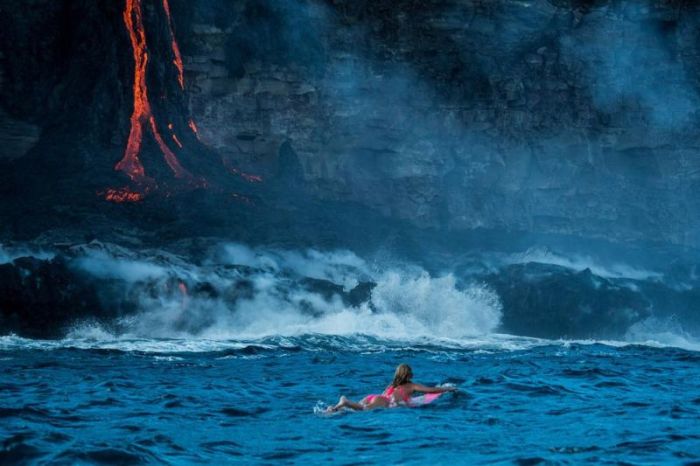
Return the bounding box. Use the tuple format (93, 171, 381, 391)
(107, 0, 233, 204)
(229, 167, 263, 183)
(114, 0, 193, 186)
(162, 0, 185, 89)
(102, 187, 146, 203)
(188, 119, 201, 140)
(167, 123, 183, 148)
(178, 281, 189, 308)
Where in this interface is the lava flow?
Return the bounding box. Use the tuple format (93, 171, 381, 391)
(168, 123, 183, 148)
(101, 187, 146, 203)
(108, 0, 257, 204)
(188, 119, 201, 140)
(162, 0, 185, 89)
(112, 0, 194, 194)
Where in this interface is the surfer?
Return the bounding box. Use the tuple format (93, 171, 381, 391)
(326, 363, 456, 412)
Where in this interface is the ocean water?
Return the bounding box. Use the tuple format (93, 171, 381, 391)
(3, 241, 700, 463)
(2, 335, 699, 465)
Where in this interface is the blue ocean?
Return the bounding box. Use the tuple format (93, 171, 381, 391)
(2, 336, 699, 465)
(1, 242, 700, 464)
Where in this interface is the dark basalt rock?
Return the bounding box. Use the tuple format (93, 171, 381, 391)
(0, 242, 378, 339)
(485, 263, 652, 339)
(300, 277, 375, 308)
(0, 256, 105, 339)
(0, 240, 697, 341)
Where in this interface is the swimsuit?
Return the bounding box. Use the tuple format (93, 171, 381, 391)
(364, 384, 411, 408)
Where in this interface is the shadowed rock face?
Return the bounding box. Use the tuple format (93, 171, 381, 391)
(0, 257, 105, 339)
(484, 263, 652, 339)
(180, 0, 700, 247)
(0, 0, 699, 250)
(0, 0, 254, 242)
(0, 246, 377, 339)
(0, 109, 40, 161)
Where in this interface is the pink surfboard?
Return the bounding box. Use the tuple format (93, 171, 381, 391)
(314, 391, 446, 416)
(409, 392, 443, 406)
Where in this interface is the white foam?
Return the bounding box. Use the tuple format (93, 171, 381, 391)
(623, 317, 700, 352)
(2, 242, 698, 354)
(368, 271, 501, 338)
(61, 243, 503, 342)
(4, 330, 698, 354)
(115, 271, 499, 341)
(0, 332, 544, 353)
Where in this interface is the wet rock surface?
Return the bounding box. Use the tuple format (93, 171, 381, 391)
(484, 263, 651, 339)
(0, 256, 104, 339)
(2, 240, 699, 341)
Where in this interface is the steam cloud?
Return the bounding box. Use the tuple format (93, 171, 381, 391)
(66, 242, 502, 341)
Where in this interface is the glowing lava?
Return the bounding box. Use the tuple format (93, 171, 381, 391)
(178, 281, 189, 308)
(102, 187, 146, 203)
(107, 0, 233, 204)
(229, 167, 263, 183)
(162, 0, 185, 89)
(168, 123, 183, 148)
(188, 119, 201, 140)
(115, 0, 193, 185)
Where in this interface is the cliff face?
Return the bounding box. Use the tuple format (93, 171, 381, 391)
(1, 0, 699, 249)
(0, 0, 245, 238)
(180, 0, 700, 247)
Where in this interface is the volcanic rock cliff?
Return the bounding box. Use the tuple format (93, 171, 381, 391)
(1, 0, 699, 251)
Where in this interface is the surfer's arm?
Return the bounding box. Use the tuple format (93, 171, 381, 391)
(411, 383, 456, 393)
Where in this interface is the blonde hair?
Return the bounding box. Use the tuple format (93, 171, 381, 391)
(391, 363, 413, 387)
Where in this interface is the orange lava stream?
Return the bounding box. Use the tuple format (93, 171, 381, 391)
(167, 122, 183, 148)
(115, 0, 148, 181)
(188, 119, 201, 140)
(149, 115, 190, 176)
(115, 0, 192, 183)
(162, 0, 185, 89)
(102, 187, 145, 203)
(230, 167, 263, 183)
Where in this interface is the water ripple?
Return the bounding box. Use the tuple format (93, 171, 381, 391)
(1, 338, 699, 464)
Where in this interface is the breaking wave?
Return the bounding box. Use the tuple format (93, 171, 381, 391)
(77, 243, 502, 340)
(1, 241, 699, 351)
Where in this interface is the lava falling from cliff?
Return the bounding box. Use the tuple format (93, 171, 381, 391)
(110, 0, 197, 201)
(106, 0, 261, 204)
(162, 0, 185, 89)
